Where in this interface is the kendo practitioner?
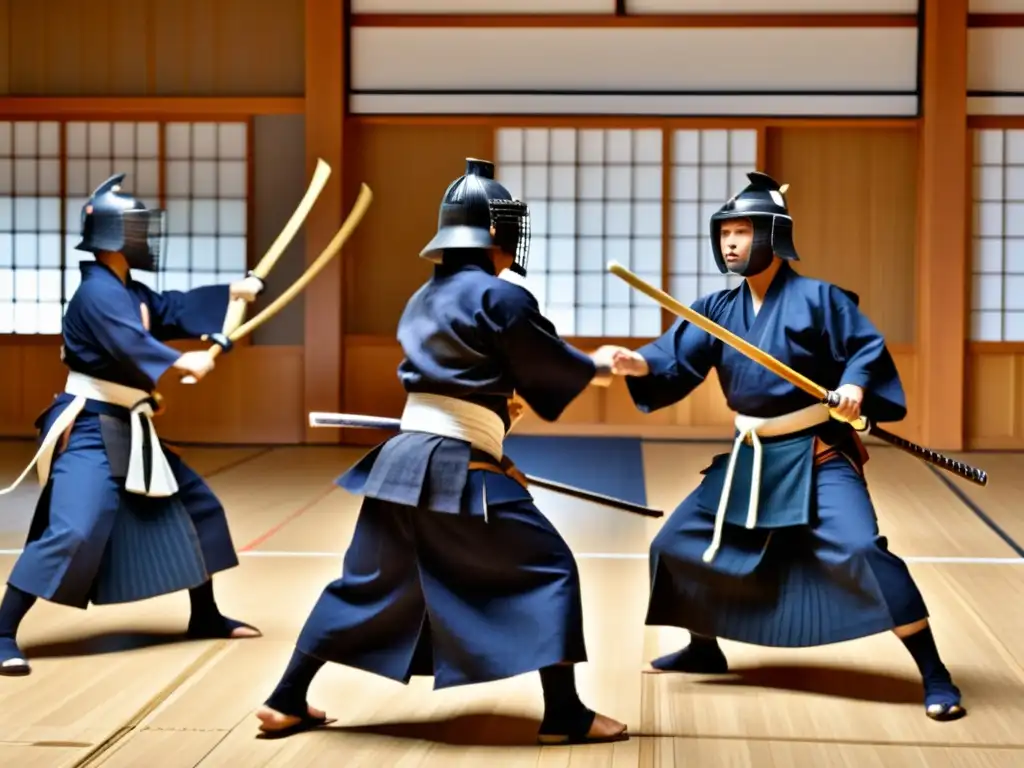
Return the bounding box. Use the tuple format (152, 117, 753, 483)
(256, 159, 629, 744)
(608, 172, 965, 721)
(0, 174, 264, 676)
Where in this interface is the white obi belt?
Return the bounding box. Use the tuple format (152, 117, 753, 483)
(0, 371, 178, 498)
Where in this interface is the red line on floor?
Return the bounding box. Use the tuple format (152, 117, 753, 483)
(205, 446, 277, 479)
(238, 484, 338, 552)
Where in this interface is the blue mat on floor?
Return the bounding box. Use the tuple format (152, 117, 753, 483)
(503, 435, 647, 506)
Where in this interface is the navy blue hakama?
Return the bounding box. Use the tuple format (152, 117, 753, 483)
(627, 262, 930, 648)
(646, 446, 929, 647)
(5, 261, 241, 609)
(8, 397, 239, 609)
(294, 433, 587, 689)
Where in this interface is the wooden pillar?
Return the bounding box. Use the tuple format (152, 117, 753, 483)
(303, 0, 344, 443)
(917, 0, 968, 450)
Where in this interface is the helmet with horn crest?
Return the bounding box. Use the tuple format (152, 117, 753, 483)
(76, 173, 166, 272)
(420, 158, 532, 277)
(710, 171, 798, 277)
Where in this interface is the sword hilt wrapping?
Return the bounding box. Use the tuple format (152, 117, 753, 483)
(821, 391, 987, 486)
(202, 332, 234, 353)
(245, 270, 267, 295)
(869, 424, 988, 487)
(179, 333, 233, 385)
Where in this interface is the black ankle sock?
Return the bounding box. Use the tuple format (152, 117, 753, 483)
(901, 626, 952, 685)
(538, 664, 593, 735)
(539, 664, 584, 712)
(651, 634, 728, 673)
(688, 634, 721, 652)
(186, 580, 258, 639)
(188, 580, 219, 620)
(0, 586, 36, 639)
(265, 649, 326, 718)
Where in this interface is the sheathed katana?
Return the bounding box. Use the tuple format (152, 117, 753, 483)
(607, 261, 989, 488)
(307, 412, 663, 519)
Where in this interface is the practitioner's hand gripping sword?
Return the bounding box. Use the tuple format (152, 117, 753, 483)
(607, 261, 988, 487)
(181, 159, 333, 384)
(307, 412, 663, 518)
(182, 182, 374, 380)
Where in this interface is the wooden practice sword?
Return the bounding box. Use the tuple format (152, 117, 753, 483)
(181, 159, 332, 385)
(184, 183, 373, 378)
(607, 261, 989, 487)
(307, 412, 663, 518)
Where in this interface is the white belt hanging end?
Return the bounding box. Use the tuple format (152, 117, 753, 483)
(125, 405, 179, 498)
(703, 428, 748, 563)
(745, 429, 762, 529)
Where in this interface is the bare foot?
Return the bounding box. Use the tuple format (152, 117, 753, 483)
(588, 712, 628, 740)
(256, 704, 329, 736)
(230, 624, 262, 639)
(537, 711, 629, 745)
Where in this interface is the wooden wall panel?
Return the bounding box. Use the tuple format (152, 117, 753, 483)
(970, 0, 1024, 11)
(966, 345, 1024, 449)
(0, 341, 69, 436)
(156, 344, 305, 444)
(342, 121, 494, 335)
(340, 335, 406, 446)
(892, 347, 922, 443)
(342, 336, 922, 443)
(764, 126, 920, 345)
(0, 0, 304, 97)
(0, 342, 304, 444)
(0, 1, 12, 94)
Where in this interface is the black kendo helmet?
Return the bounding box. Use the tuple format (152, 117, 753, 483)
(710, 171, 799, 277)
(420, 158, 532, 276)
(76, 173, 166, 272)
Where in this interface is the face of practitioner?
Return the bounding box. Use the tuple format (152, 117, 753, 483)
(719, 217, 754, 274)
(488, 225, 516, 275)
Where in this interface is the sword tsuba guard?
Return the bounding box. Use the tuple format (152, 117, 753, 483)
(246, 270, 266, 295)
(204, 333, 234, 353)
(149, 392, 166, 416)
(823, 391, 869, 432)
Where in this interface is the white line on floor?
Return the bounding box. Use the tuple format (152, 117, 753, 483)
(904, 556, 1024, 564)
(237, 551, 1024, 565)
(0, 549, 1021, 565)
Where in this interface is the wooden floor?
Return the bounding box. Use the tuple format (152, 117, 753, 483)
(0, 438, 1022, 767)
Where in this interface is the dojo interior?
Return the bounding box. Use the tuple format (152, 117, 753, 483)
(1, 1, 1023, 766)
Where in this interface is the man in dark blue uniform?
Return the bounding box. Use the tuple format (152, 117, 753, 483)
(0, 174, 262, 676)
(256, 159, 629, 744)
(609, 172, 964, 722)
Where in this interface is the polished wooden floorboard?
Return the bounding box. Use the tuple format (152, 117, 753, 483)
(0, 441, 1019, 767)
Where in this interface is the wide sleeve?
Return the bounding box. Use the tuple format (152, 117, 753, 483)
(625, 296, 718, 413)
(489, 286, 597, 422)
(78, 284, 183, 387)
(825, 285, 907, 423)
(136, 282, 231, 342)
